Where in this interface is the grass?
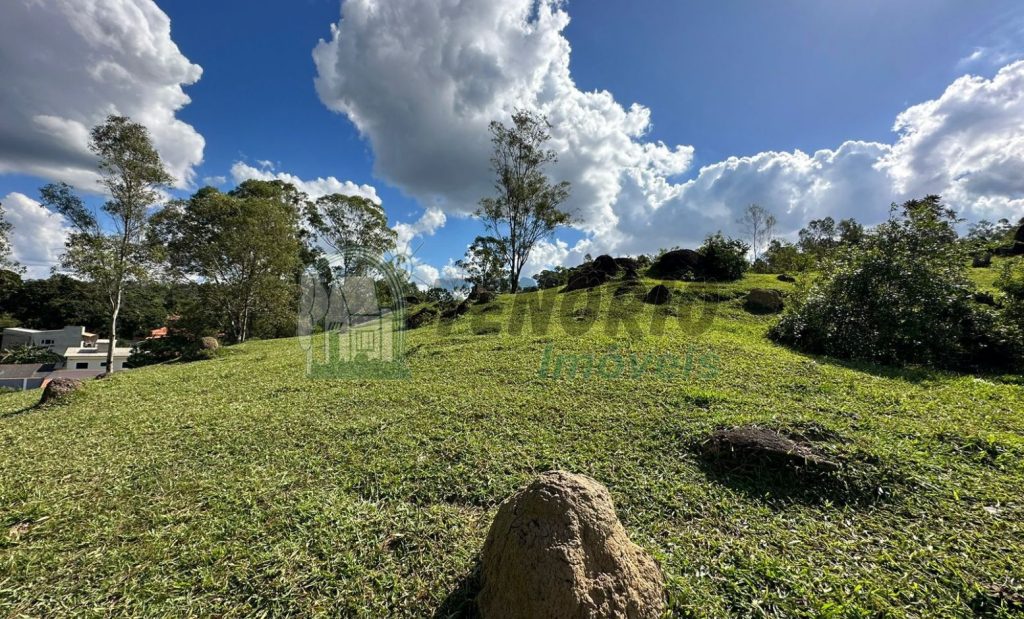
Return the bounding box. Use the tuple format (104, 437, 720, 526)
(1, 273, 1022, 617)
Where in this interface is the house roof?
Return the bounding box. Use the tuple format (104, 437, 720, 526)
(0, 364, 57, 379)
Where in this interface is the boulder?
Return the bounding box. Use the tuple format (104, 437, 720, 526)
(972, 252, 993, 268)
(199, 336, 220, 351)
(643, 284, 671, 305)
(613, 257, 640, 272)
(744, 288, 785, 314)
(973, 291, 997, 307)
(441, 299, 471, 321)
(468, 285, 496, 304)
(405, 306, 439, 329)
(592, 254, 620, 276)
(478, 471, 665, 619)
(39, 377, 83, 406)
(777, 274, 796, 283)
(647, 249, 702, 280)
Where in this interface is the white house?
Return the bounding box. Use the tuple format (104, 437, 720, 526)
(1, 326, 98, 354)
(62, 339, 132, 372)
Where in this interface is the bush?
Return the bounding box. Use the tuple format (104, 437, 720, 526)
(994, 258, 1024, 361)
(697, 233, 749, 282)
(770, 196, 1020, 371)
(0, 345, 61, 365)
(126, 334, 219, 368)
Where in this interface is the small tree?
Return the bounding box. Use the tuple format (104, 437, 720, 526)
(697, 233, 750, 281)
(307, 194, 396, 274)
(40, 116, 172, 373)
(477, 110, 571, 292)
(455, 235, 509, 293)
(737, 204, 776, 262)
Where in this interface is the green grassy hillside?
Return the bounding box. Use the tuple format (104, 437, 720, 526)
(2, 274, 1022, 617)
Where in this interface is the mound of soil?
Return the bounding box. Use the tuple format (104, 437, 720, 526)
(478, 471, 665, 618)
(39, 377, 83, 405)
(700, 426, 839, 473)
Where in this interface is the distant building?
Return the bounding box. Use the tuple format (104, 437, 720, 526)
(0, 326, 133, 377)
(63, 339, 132, 372)
(1, 326, 98, 354)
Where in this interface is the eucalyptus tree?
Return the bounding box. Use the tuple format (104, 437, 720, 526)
(477, 110, 571, 292)
(40, 115, 172, 373)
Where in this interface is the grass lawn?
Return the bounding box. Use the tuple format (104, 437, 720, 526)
(1, 273, 1022, 617)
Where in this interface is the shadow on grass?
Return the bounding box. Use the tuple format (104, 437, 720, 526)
(0, 404, 39, 420)
(433, 561, 481, 619)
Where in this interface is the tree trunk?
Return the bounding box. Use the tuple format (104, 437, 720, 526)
(106, 290, 121, 374)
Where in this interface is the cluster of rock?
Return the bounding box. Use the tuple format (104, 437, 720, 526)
(39, 377, 83, 406)
(563, 255, 639, 293)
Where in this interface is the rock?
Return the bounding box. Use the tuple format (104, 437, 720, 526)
(39, 377, 83, 405)
(441, 299, 471, 321)
(700, 426, 838, 472)
(468, 285, 496, 304)
(974, 291, 997, 307)
(592, 254, 620, 276)
(777, 274, 796, 283)
(403, 295, 422, 305)
(643, 284, 671, 305)
(405, 306, 439, 329)
(199, 336, 220, 351)
(478, 471, 665, 619)
(474, 290, 497, 304)
(744, 288, 785, 314)
(647, 249, 703, 281)
(972, 252, 993, 268)
(613, 257, 639, 272)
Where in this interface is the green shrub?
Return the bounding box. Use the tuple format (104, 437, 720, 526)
(770, 196, 1020, 370)
(697, 233, 749, 282)
(994, 258, 1024, 362)
(0, 345, 61, 365)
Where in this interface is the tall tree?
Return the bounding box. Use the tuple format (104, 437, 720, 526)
(477, 110, 571, 292)
(306, 194, 396, 274)
(40, 116, 172, 373)
(152, 182, 303, 343)
(0, 198, 20, 273)
(737, 203, 776, 262)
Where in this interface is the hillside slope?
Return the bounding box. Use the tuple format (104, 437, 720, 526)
(2, 275, 1022, 617)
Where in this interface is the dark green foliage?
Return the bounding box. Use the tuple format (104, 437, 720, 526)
(455, 236, 509, 293)
(126, 334, 219, 368)
(0, 345, 61, 365)
(771, 196, 1021, 370)
(533, 266, 571, 289)
(696, 233, 749, 282)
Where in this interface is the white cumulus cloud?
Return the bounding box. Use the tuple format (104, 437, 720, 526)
(314, 0, 1024, 265)
(2, 192, 70, 279)
(0, 0, 205, 191)
(230, 161, 380, 203)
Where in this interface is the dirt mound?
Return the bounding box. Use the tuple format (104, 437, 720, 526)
(700, 426, 838, 472)
(39, 377, 83, 405)
(478, 471, 665, 618)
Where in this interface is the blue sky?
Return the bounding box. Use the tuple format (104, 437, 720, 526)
(2, 0, 1023, 282)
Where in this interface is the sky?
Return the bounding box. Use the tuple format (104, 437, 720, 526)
(2, 0, 1024, 284)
